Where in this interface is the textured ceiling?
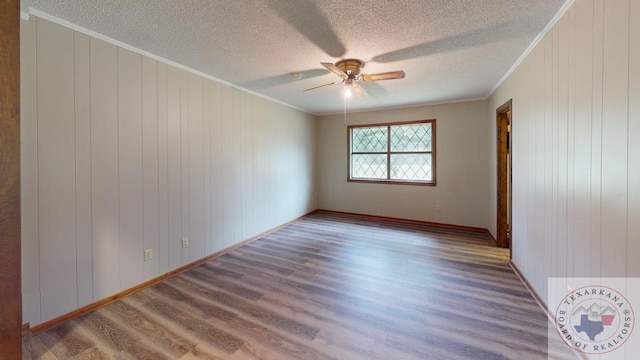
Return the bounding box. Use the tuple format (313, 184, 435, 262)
(22, 0, 567, 115)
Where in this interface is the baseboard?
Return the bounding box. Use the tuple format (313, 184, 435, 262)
(30, 210, 314, 334)
(317, 209, 490, 234)
(510, 261, 588, 360)
(486, 230, 498, 245)
(509, 260, 551, 319)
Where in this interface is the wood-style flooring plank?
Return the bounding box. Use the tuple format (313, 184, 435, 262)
(32, 211, 578, 359)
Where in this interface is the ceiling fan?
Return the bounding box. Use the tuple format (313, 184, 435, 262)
(303, 59, 405, 98)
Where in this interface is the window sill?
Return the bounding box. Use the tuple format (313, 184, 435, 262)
(347, 178, 437, 186)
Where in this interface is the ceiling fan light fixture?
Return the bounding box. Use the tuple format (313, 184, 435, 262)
(303, 59, 404, 99)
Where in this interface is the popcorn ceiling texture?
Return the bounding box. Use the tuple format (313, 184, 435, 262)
(23, 0, 566, 114)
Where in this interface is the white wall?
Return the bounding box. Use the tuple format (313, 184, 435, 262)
(488, 0, 639, 304)
(316, 100, 491, 229)
(20, 16, 317, 326)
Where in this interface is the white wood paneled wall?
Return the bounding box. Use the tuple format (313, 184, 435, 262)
(489, 0, 639, 304)
(20, 16, 316, 326)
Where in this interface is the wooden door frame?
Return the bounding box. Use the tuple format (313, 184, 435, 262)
(0, 0, 23, 358)
(496, 99, 512, 250)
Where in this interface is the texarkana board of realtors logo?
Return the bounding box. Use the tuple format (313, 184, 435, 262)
(555, 285, 635, 354)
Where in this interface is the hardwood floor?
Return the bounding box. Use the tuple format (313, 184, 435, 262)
(31, 211, 577, 359)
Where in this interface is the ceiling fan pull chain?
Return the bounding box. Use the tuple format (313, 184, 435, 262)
(344, 94, 347, 127)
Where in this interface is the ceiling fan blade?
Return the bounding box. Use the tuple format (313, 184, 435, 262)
(303, 81, 338, 92)
(352, 83, 368, 98)
(321, 62, 348, 78)
(265, 0, 346, 58)
(362, 70, 406, 82)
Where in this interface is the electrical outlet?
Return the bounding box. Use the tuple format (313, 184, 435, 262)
(182, 237, 189, 248)
(436, 204, 442, 212)
(144, 248, 152, 261)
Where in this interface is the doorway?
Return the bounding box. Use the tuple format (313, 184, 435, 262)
(496, 100, 512, 251)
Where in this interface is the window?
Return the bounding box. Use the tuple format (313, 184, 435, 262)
(348, 120, 436, 185)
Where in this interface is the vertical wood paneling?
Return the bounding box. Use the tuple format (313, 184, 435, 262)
(20, 17, 41, 325)
(180, 71, 190, 265)
(590, 0, 605, 277)
(263, 102, 274, 229)
(573, 0, 594, 277)
(167, 66, 182, 271)
(275, 104, 285, 227)
(254, 98, 266, 234)
(517, 58, 528, 277)
(510, 65, 524, 271)
(188, 73, 204, 261)
(601, 0, 629, 276)
(157, 63, 169, 275)
(73, 31, 93, 307)
(274, 105, 282, 225)
(543, 35, 553, 295)
(118, 48, 144, 290)
(262, 99, 271, 230)
(489, 0, 639, 308)
(222, 86, 234, 247)
(550, 26, 559, 279)
(233, 90, 243, 243)
(565, 7, 576, 279)
(244, 94, 254, 238)
(90, 38, 120, 300)
(252, 95, 260, 232)
(238, 92, 246, 240)
(269, 102, 281, 228)
(525, 56, 534, 277)
(203, 80, 211, 256)
(142, 57, 159, 280)
(627, 0, 639, 276)
(282, 108, 290, 222)
(556, 13, 569, 280)
(210, 81, 224, 252)
(517, 60, 530, 273)
(282, 110, 293, 221)
(36, 18, 78, 319)
(22, 15, 316, 326)
(516, 57, 533, 275)
(533, 45, 545, 294)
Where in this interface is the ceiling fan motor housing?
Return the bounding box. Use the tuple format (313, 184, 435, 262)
(336, 59, 364, 76)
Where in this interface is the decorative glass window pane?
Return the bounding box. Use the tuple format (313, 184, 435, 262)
(352, 126, 388, 152)
(390, 154, 432, 181)
(351, 154, 388, 179)
(390, 124, 432, 152)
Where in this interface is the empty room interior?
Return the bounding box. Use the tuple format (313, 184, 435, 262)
(2, 0, 639, 359)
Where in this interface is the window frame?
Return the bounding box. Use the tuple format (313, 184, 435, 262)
(347, 119, 437, 186)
